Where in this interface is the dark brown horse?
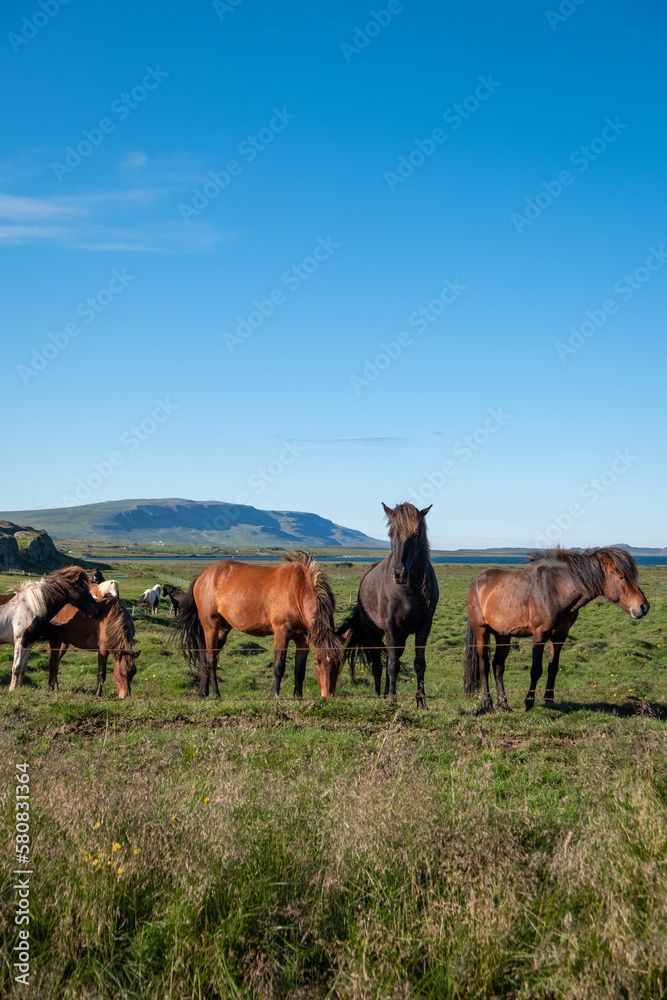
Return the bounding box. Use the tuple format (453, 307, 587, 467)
(43, 586, 139, 698)
(463, 547, 650, 711)
(340, 503, 438, 708)
(173, 552, 342, 698)
(162, 583, 187, 614)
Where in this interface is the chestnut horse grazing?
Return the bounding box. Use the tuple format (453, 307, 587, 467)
(1, 567, 100, 691)
(173, 552, 342, 698)
(340, 503, 439, 709)
(464, 547, 650, 711)
(43, 589, 139, 698)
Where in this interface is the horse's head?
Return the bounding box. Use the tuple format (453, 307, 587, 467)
(113, 650, 140, 699)
(56, 568, 101, 618)
(313, 639, 342, 698)
(382, 502, 432, 585)
(599, 550, 650, 619)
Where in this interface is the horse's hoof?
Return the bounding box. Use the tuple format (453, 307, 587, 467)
(497, 701, 512, 712)
(416, 695, 428, 710)
(525, 699, 535, 712)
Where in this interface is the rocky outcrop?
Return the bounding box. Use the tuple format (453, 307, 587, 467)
(0, 531, 20, 570)
(0, 523, 63, 571)
(14, 529, 62, 568)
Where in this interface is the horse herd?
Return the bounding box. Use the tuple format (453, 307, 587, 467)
(0, 502, 651, 710)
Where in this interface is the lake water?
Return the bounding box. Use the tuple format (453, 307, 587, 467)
(94, 554, 667, 566)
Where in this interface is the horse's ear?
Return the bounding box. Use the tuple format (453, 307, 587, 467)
(381, 502, 393, 516)
(419, 505, 433, 517)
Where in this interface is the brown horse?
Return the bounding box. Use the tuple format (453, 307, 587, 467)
(2, 566, 100, 691)
(43, 587, 140, 698)
(463, 547, 650, 711)
(173, 552, 342, 698)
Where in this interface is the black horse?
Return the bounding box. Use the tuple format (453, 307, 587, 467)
(340, 502, 438, 708)
(162, 583, 187, 614)
(90, 568, 105, 584)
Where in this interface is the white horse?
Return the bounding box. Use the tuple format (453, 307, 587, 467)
(0, 567, 100, 690)
(138, 584, 161, 615)
(96, 580, 119, 599)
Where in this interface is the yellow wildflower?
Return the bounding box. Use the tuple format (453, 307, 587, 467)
(112, 843, 121, 852)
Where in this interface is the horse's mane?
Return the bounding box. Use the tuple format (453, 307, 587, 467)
(526, 546, 639, 599)
(283, 551, 342, 659)
(385, 503, 430, 548)
(14, 566, 90, 618)
(100, 598, 135, 652)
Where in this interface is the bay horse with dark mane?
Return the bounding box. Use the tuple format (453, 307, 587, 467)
(1, 567, 100, 690)
(173, 552, 342, 698)
(464, 546, 650, 711)
(42, 586, 139, 698)
(340, 502, 438, 709)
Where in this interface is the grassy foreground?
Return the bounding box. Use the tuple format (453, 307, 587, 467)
(1, 562, 666, 999)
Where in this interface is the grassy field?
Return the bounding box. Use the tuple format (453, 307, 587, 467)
(1, 561, 666, 999)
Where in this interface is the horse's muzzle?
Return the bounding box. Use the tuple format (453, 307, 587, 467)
(631, 601, 650, 619)
(393, 573, 408, 586)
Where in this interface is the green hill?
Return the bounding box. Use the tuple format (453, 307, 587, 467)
(0, 499, 388, 549)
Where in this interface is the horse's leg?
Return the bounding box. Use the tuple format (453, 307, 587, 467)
(492, 634, 513, 711)
(525, 632, 547, 710)
(95, 652, 108, 697)
(270, 627, 290, 697)
(202, 619, 229, 698)
(477, 628, 493, 709)
(414, 622, 432, 710)
(369, 648, 384, 697)
(544, 631, 568, 703)
(8, 643, 31, 691)
(384, 628, 406, 702)
(293, 636, 308, 698)
(48, 642, 66, 691)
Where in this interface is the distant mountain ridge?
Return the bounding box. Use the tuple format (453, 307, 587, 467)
(0, 499, 389, 549)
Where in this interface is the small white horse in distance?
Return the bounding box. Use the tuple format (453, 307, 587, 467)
(138, 584, 161, 615)
(96, 580, 119, 599)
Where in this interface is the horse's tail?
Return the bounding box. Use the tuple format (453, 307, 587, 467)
(171, 576, 204, 670)
(338, 603, 385, 681)
(463, 620, 482, 694)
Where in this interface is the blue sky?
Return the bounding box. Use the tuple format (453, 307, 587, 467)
(1, 0, 665, 547)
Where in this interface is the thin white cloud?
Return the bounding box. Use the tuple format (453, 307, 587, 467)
(121, 151, 148, 169)
(0, 192, 83, 221)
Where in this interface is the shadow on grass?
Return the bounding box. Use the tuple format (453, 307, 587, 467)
(548, 698, 667, 721)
